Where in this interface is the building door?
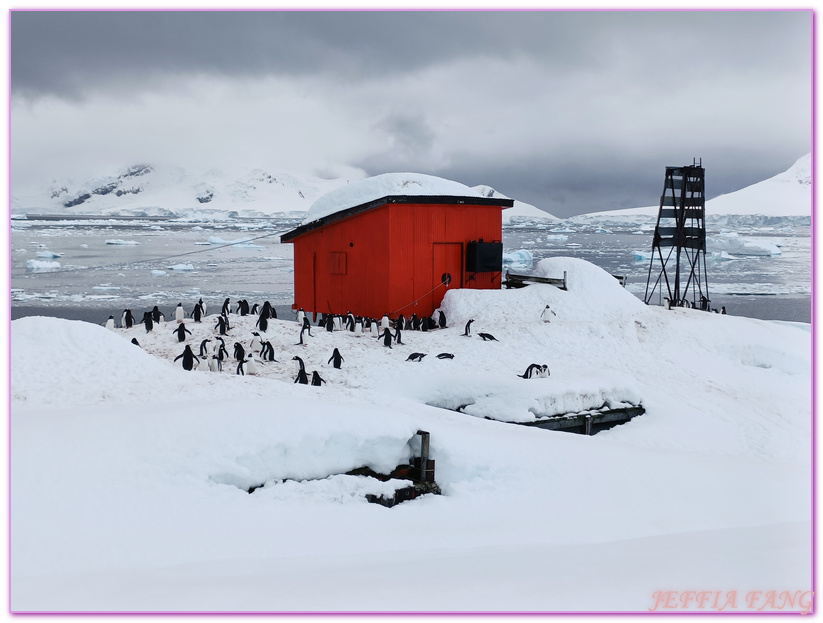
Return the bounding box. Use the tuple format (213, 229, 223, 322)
(431, 243, 462, 313)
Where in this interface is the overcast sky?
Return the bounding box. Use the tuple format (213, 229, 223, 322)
(10, 10, 812, 217)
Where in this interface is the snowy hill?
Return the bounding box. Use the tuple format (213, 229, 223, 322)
(577, 154, 811, 225)
(11, 257, 811, 611)
(473, 184, 560, 223)
(10, 164, 359, 218)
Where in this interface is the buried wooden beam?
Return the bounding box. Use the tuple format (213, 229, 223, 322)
(518, 405, 646, 435)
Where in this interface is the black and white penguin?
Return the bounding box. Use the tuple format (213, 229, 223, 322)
(421, 318, 429, 332)
(217, 343, 229, 363)
(256, 312, 268, 333)
(250, 332, 262, 353)
(122, 309, 134, 329)
(192, 303, 203, 323)
(311, 371, 326, 386)
(295, 369, 309, 384)
(172, 322, 192, 343)
(333, 315, 343, 332)
(236, 359, 246, 375)
(346, 312, 355, 332)
(199, 338, 212, 357)
(540, 305, 556, 322)
(518, 363, 541, 379)
(406, 352, 426, 362)
(438, 310, 447, 329)
(370, 319, 379, 337)
(478, 332, 498, 342)
(270, 304, 277, 319)
(410, 313, 420, 331)
(209, 356, 222, 372)
(302, 316, 313, 337)
(245, 353, 258, 375)
(173, 345, 199, 371)
(721, 306, 727, 315)
(537, 365, 550, 378)
(328, 348, 344, 369)
(380, 314, 391, 331)
(215, 315, 229, 335)
(104, 315, 115, 331)
(394, 326, 404, 345)
(354, 317, 363, 337)
(260, 341, 277, 362)
(260, 301, 272, 319)
(462, 319, 474, 337)
(251, 303, 259, 315)
(198, 298, 207, 316)
(174, 303, 185, 324)
(131, 337, 141, 347)
(292, 355, 306, 371)
(436, 353, 454, 359)
(196, 357, 210, 372)
(233, 342, 246, 362)
(325, 314, 334, 332)
(296, 325, 308, 346)
(141, 311, 154, 333)
(152, 305, 165, 324)
(296, 307, 306, 326)
(221, 298, 231, 316)
(380, 328, 393, 348)
(396, 314, 406, 331)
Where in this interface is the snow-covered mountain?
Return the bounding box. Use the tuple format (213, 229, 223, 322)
(576, 154, 811, 226)
(473, 184, 560, 223)
(11, 164, 358, 218)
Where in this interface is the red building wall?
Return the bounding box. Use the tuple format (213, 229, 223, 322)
(290, 201, 504, 320)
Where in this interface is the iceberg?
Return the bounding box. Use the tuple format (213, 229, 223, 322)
(26, 259, 60, 272)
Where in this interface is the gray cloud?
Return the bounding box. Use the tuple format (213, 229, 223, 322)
(10, 10, 812, 217)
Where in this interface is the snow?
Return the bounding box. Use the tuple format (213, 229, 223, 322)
(303, 172, 488, 225)
(105, 239, 140, 245)
(10, 254, 811, 612)
(25, 259, 60, 272)
(167, 263, 194, 271)
(473, 184, 559, 223)
(709, 232, 782, 256)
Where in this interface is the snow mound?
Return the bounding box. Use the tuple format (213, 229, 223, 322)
(11, 317, 177, 406)
(304, 172, 485, 225)
(25, 260, 60, 272)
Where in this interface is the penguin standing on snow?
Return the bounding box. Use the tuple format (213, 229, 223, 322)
(541, 305, 557, 323)
(233, 342, 246, 362)
(380, 328, 393, 348)
(293, 356, 308, 384)
(380, 314, 391, 331)
(462, 319, 474, 337)
(250, 332, 262, 353)
(172, 322, 192, 343)
(410, 313, 420, 330)
(354, 317, 363, 337)
(260, 341, 277, 362)
(103, 315, 115, 331)
(370, 319, 379, 337)
(346, 312, 355, 332)
(215, 315, 229, 335)
(198, 298, 207, 316)
(216, 343, 229, 363)
(245, 353, 258, 375)
(296, 307, 306, 326)
(141, 311, 154, 333)
(221, 298, 231, 316)
(236, 358, 246, 375)
(438, 310, 447, 329)
(192, 302, 203, 323)
(196, 357, 210, 372)
(311, 371, 326, 386)
(333, 315, 343, 331)
(328, 347, 344, 369)
(209, 356, 222, 372)
(255, 311, 268, 333)
(199, 339, 212, 357)
(396, 314, 406, 330)
(302, 316, 313, 337)
(394, 324, 404, 345)
(251, 303, 259, 315)
(152, 305, 165, 324)
(325, 314, 334, 332)
(174, 303, 186, 324)
(173, 345, 199, 371)
(122, 309, 135, 329)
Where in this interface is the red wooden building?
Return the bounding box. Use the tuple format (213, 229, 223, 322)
(281, 174, 514, 320)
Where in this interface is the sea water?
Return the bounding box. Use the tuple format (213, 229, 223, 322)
(10, 218, 812, 324)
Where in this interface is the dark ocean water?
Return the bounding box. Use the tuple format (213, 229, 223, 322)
(10, 219, 812, 325)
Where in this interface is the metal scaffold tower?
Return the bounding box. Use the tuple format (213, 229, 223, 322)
(644, 160, 710, 310)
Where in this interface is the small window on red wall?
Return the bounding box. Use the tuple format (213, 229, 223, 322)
(329, 251, 347, 274)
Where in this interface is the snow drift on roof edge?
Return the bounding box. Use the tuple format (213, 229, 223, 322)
(302, 172, 486, 225)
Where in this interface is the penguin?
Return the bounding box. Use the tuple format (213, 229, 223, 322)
(250, 332, 262, 353)
(436, 353, 454, 359)
(221, 312, 232, 331)
(217, 343, 229, 363)
(199, 338, 212, 357)
(721, 306, 727, 315)
(198, 298, 207, 316)
(541, 305, 557, 322)
(221, 298, 231, 316)
(333, 315, 343, 331)
(238, 300, 250, 316)
(396, 314, 406, 330)
(394, 326, 404, 345)
(256, 312, 268, 333)
(311, 371, 326, 386)
(141, 311, 154, 333)
(346, 312, 355, 332)
(370, 320, 379, 337)
(270, 305, 277, 319)
(251, 303, 259, 315)
(302, 316, 313, 337)
(192, 303, 203, 323)
(328, 347, 344, 369)
(292, 355, 306, 371)
(173, 345, 199, 371)
(236, 359, 246, 375)
(325, 314, 334, 332)
(104, 315, 115, 331)
(405, 352, 426, 362)
(410, 313, 420, 330)
(260, 301, 272, 319)
(295, 368, 309, 384)
(196, 357, 210, 372)
(260, 341, 277, 362)
(518, 363, 542, 379)
(131, 337, 141, 347)
(380, 328, 393, 348)
(296, 307, 306, 326)
(174, 303, 185, 323)
(209, 356, 222, 372)
(122, 309, 134, 329)
(233, 342, 246, 362)
(380, 314, 390, 331)
(438, 310, 447, 329)
(421, 318, 429, 332)
(296, 324, 308, 346)
(172, 322, 192, 343)
(215, 315, 229, 335)
(478, 332, 498, 341)
(537, 365, 550, 378)
(462, 319, 474, 337)
(152, 305, 164, 324)
(245, 353, 258, 375)
(354, 317, 363, 337)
